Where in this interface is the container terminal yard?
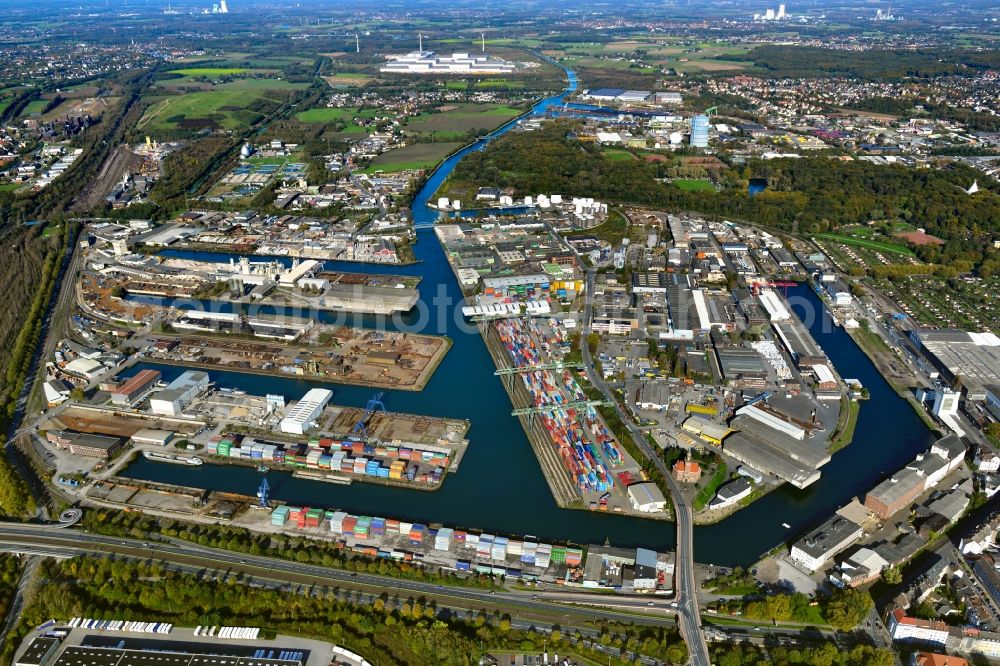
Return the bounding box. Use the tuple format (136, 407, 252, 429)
(490, 317, 654, 515)
(35, 371, 469, 493)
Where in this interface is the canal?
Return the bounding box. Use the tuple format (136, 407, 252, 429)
(120, 65, 936, 566)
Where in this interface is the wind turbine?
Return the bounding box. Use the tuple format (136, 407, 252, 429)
(418, 32, 424, 53)
(355, 33, 360, 53)
(480, 32, 486, 53)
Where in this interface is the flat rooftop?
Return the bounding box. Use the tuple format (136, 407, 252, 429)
(792, 514, 862, 559)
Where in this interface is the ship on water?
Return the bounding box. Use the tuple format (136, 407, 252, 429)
(142, 450, 203, 466)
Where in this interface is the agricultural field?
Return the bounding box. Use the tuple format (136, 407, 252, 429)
(167, 67, 250, 77)
(403, 104, 522, 140)
(137, 54, 312, 134)
(877, 274, 1000, 333)
(323, 72, 375, 88)
(363, 142, 463, 173)
(138, 89, 271, 132)
(295, 106, 379, 134)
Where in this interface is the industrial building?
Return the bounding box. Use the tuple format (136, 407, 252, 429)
(46, 431, 125, 460)
(380, 51, 515, 74)
(580, 88, 652, 104)
(110, 369, 161, 407)
(63, 358, 106, 380)
(279, 388, 333, 435)
(15, 636, 59, 666)
(708, 477, 753, 510)
(789, 514, 864, 572)
(130, 428, 174, 446)
(909, 329, 1000, 399)
(864, 434, 966, 519)
(149, 370, 210, 416)
(690, 114, 710, 148)
(716, 347, 769, 386)
(627, 482, 668, 513)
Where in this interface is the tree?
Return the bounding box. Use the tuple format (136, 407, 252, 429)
(882, 566, 902, 585)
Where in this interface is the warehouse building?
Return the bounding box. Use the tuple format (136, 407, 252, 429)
(149, 370, 210, 416)
(46, 431, 125, 460)
(864, 435, 966, 519)
(15, 636, 60, 666)
(716, 347, 769, 386)
(279, 388, 333, 435)
(110, 369, 161, 407)
(63, 358, 107, 380)
(381, 51, 515, 74)
(627, 482, 667, 513)
(131, 428, 174, 446)
(708, 477, 753, 510)
(33, 642, 309, 666)
(790, 514, 864, 572)
(909, 329, 1000, 399)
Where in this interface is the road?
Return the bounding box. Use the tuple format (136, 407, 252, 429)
(0, 521, 678, 663)
(579, 269, 711, 666)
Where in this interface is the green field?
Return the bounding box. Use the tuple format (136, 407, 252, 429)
(474, 79, 526, 89)
(363, 142, 463, 173)
(167, 67, 249, 77)
(21, 99, 47, 115)
(404, 104, 522, 137)
(603, 149, 636, 161)
(139, 89, 272, 131)
(215, 78, 309, 91)
(674, 178, 715, 192)
(295, 106, 377, 124)
(813, 233, 915, 256)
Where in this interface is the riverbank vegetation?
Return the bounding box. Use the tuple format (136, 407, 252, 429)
(5, 556, 687, 666)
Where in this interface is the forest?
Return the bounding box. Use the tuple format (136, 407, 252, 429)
(4, 556, 688, 666)
(442, 122, 1000, 273)
(732, 45, 1000, 80)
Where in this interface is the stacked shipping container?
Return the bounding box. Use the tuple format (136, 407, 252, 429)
(495, 318, 623, 494)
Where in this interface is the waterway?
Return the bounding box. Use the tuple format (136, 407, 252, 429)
(120, 65, 936, 565)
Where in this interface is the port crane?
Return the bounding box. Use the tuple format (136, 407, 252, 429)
(256, 476, 270, 508)
(511, 399, 612, 417)
(494, 361, 583, 375)
(352, 392, 386, 439)
(744, 391, 772, 407)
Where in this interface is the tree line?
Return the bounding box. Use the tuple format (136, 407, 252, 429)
(5, 556, 687, 666)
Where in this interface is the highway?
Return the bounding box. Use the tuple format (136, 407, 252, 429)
(579, 268, 712, 666)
